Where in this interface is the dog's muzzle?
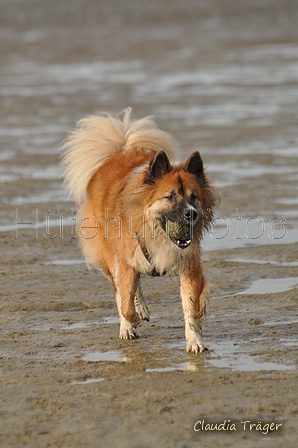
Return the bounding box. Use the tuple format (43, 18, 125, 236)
(165, 207, 199, 249)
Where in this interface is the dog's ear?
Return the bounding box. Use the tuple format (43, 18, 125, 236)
(185, 151, 204, 180)
(148, 151, 171, 180)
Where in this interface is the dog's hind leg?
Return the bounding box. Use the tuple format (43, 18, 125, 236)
(113, 261, 140, 340)
(134, 279, 150, 322)
(180, 269, 208, 354)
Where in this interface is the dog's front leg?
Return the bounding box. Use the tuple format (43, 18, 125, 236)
(114, 261, 140, 340)
(134, 278, 150, 322)
(180, 271, 207, 354)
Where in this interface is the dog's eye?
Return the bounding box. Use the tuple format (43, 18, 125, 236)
(165, 194, 173, 200)
(190, 193, 198, 202)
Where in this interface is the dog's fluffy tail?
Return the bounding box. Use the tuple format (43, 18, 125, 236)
(60, 108, 180, 205)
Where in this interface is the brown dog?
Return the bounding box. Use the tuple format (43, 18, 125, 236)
(61, 109, 218, 353)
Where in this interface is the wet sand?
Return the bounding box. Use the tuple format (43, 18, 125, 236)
(1, 1, 298, 447)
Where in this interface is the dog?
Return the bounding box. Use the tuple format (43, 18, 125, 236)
(61, 108, 218, 353)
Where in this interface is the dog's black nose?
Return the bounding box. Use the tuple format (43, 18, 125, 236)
(184, 208, 198, 223)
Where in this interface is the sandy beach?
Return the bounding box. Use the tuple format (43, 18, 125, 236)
(1, 1, 298, 446)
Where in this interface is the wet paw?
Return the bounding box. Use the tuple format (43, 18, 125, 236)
(119, 328, 139, 340)
(185, 318, 206, 354)
(186, 342, 208, 354)
(135, 303, 150, 322)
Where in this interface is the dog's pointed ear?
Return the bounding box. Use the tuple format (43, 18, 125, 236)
(186, 151, 204, 180)
(149, 151, 171, 180)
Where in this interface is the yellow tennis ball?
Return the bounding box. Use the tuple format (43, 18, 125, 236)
(166, 220, 189, 239)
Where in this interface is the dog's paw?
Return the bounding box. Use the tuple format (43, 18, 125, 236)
(119, 317, 139, 340)
(185, 319, 207, 354)
(119, 328, 139, 340)
(134, 289, 150, 322)
(135, 302, 150, 322)
(186, 341, 208, 354)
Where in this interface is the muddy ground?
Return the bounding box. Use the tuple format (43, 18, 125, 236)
(1, 1, 298, 447)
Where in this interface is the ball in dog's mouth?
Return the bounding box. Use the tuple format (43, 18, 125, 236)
(165, 220, 191, 249)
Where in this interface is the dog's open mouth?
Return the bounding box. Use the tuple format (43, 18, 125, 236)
(170, 233, 191, 249)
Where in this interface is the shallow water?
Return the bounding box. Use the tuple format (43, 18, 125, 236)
(0, 216, 76, 233)
(207, 341, 296, 372)
(238, 277, 298, 295)
(228, 258, 298, 267)
(99, 316, 120, 325)
(81, 350, 123, 362)
(0, 165, 61, 181)
(4, 187, 72, 205)
(146, 362, 208, 373)
(203, 218, 298, 251)
(62, 322, 92, 330)
(80, 340, 296, 373)
(72, 378, 104, 385)
(262, 317, 298, 327)
(44, 259, 85, 265)
(146, 364, 188, 373)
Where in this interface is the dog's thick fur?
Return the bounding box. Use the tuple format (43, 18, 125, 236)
(61, 108, 218, 353)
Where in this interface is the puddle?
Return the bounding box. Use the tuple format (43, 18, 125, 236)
(166, 339, 296, 372)
(273, 210, 298, 219)
(0, 150, 16, 162)
(238, 277, 298, 295)
(228, 258, 298, 267)
(262, 317, 298, 327)
(276, 198, 298, 205)
(82, 350, 122, 362)
(206, 144, 298, 158)
(29, 323, 54, 332)
(80, 339, 297, 372)
(44, 259, 85, 265)
(4, 188, 71, 205)
(202, 218, 298, 251)
(81, 347, 203, 371)
(207, 341, 296, 372)
(146, 363, 187, 373)
(0, 216, 76, 233)
(146, 362, 202, 373)
(0, 165, 61, 181)
(207, 161, 298, 188)
(280, 339, 298, 347)
(208, 353, 296, 372)
(30, 318, 118, 332)
(165, 340, 186, 350)
(62, 318, 120, 330)
(0, 174, 17, 182)
(62, 322, 92, 330)
(99, 316, 119, 324)
(29, 320, 100, 331)
(72, 378, 104, 385)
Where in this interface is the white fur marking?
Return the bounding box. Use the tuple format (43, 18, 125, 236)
(114, 259, 139, 339)
(185, 316, 206, 353)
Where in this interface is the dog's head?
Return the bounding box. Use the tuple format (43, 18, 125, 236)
(145, 150, 218, 249)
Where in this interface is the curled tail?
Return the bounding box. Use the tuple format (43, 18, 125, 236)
(60, 108, 179, 205)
